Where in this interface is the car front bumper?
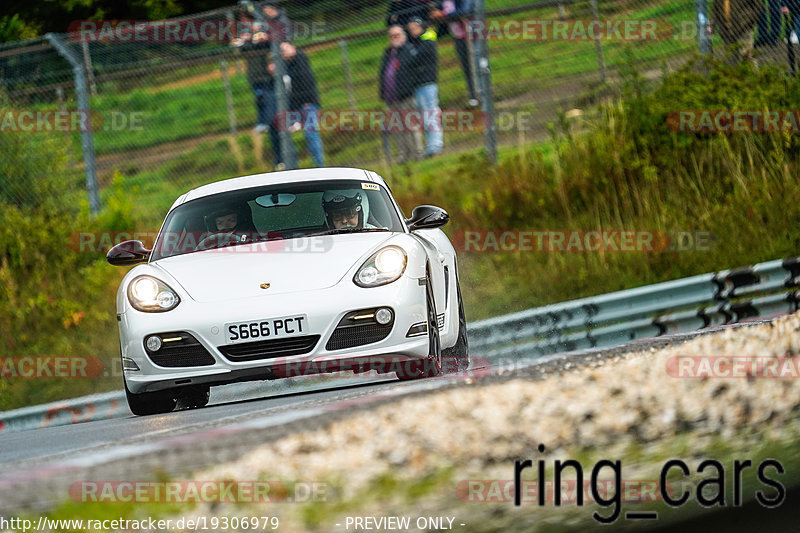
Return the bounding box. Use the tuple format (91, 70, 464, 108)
(119, 275, 430, 393)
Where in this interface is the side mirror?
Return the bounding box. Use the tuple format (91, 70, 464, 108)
(107, 240, 151, 266)
(405, 205, 449, 231)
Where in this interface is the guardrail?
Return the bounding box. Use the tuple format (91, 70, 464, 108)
(469, 256, 800, 360)
(2, 256, 798, 433)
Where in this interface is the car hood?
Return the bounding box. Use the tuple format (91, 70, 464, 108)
(152, 233, 395, 303)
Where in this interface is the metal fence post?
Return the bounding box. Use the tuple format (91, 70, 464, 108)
(45, 33, 100, 215)
(589, 0, 607, 83)
(271, 40, 298, 169)
(226, 9, 244, 76)
(339, 39, 357, 111)
(220, 60, 238, 136)
(221, 60, 246, 172)
(695, 0, 712, 55)
(81, 41, 97, 96)
(473, 0, 498, 165)
(55, 86, 74, 167)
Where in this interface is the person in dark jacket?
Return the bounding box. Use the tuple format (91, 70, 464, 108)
(386, 0, 430, 27)
(407, 17, 443, 157)
(783, 0, 800, 42)
(230, 10, 284, 169)
(436, 0, 478, 107)
(263, 4, 294, 42)
(756, 0, 782, 46)
(280, 41, 325, 167)
(379, 25, 423, 163)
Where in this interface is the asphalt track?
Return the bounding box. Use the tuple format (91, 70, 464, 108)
(0, 377, 398, 465)
(0, 321, 787, 517)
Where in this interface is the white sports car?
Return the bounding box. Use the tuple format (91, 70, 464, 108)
(107, 167, 468, 415)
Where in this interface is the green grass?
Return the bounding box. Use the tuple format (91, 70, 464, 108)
(41, 0, 703, 162)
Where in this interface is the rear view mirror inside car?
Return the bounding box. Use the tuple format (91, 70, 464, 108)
(255, 193, 296, 208)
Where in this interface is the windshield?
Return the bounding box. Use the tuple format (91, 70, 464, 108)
(150, 179, 404, 261)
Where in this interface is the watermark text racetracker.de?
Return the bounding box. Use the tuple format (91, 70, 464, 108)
(453, 230, 716, 253)
(0, 110, 144, 132)
(68, 19, 324, 42)
(71, 480, 327, 503)
(668, 110, 800, 133)
(458, 479, 669, 504)
(69, 231, 333, 254)
(462, 18, 672, 41)
(275, 109, 544, 133)
(667, 356, 800, 378)
(0, 356, 104, 378)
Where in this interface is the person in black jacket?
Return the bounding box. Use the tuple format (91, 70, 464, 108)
(437, 0, 479, 107)
(386, 0, 429, 27)
(407, 17, 443, 157)
(230, 9, 284, 169)
(379, 25, 423, 163)
(280, 41, 325, 167)
(263, 4, 294, 42)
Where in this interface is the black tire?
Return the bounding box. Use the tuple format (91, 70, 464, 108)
(442, 272, 469, 373)
(397, 265, 442, 380)
(176, 386, 211, 410)
(124, 379, 177, 416)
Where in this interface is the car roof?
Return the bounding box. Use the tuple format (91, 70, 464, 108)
(171, 167, 386, 210)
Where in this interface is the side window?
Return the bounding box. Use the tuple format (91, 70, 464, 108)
(365, 190, 391, 228)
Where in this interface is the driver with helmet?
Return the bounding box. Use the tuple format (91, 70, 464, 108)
(322, 190, 378, 230)
(198, 203, 257, 249)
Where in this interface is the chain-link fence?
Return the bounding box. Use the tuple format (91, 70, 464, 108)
(1, 0, 796, 219)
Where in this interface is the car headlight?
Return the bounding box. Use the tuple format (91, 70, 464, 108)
(354, 246, 407, 288)
(127, 275, 181, 312)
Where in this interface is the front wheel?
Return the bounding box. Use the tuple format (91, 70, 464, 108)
(442, 272, 469, 373)
(397, 266, 442, 380)
(124, 379, 177, 416)
(176, 386, 211, 410)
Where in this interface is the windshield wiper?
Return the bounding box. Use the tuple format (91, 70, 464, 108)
(305, 227, 391, 237)
(196, 239, 249, 252)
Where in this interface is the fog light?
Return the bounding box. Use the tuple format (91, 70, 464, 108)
(145, 335, 162, 352)
(375, 307, 393, 325)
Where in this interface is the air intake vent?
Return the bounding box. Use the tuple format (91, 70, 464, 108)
(144, 332, 215, 367)
(326, 308, 394, 351)
(218, 335, 320, 362)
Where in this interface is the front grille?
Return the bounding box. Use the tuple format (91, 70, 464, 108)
(218, 335, 320, 362)
(144, 332, 216, 368)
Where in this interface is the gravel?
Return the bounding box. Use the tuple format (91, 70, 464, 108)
(182, 313, 800, 530)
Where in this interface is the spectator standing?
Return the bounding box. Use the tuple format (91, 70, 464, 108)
(230, 11, 284, 169)
(379, 26, 423, 164)
(407, 17, 443, 157)
(263, 3, 294, 42)
(386, 0, 430, 27)
(783, 0, 800, 66)
(756, 0, 782, 47)
(437, 0, 478, 107)
(280, 41, 325, 167)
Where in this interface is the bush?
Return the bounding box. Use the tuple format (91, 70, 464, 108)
(392, 57, 800, 318)
(0, 108, 134, 408)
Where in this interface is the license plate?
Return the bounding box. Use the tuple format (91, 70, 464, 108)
(225, 314, 308, 344)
